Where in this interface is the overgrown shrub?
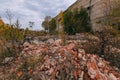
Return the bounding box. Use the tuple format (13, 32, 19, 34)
(63, 8, 91, 35)
(0, 38, 15, 65)
(39, 30, 47, 36)
(79, 29, 120, 69)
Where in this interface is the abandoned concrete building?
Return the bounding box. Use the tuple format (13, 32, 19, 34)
(56, 0, 117, 32)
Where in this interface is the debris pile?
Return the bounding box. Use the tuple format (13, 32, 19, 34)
(0, 39, 120, 80)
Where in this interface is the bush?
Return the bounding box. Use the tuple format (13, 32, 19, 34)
(78, 29, 120, 69)
(51, 30, 58, 35)
(105, 46, 120, 69)
(39, 30, 47, 36)
(0, 38, 15, 65)
(63, 8, 91, 35)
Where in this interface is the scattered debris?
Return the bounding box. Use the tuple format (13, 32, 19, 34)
(3, 57, 13, 64)
(0, 39, 120, 80)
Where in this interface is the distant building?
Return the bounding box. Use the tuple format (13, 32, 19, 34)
(56, 0, 116, 32)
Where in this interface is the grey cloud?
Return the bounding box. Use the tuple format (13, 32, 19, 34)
(0, 0, 76, 30)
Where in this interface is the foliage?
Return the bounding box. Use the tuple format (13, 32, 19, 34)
(5, 9, 13, 26)
(0, 18, 4, 26)
(49, 18, 57, 34)
(78, 29, 120, 69)
(0, 24, 25, 65)
(96, 27, 120, 68)
(29, 21, 34, 28)
(105, 49, 120, 69)
(50, 30, 58, 35)
(42, 16, 51, 32)
(42, 17, 57, 35)
(14, 18, 21, 28)
(39, 30, 47, 36)
(95, 27, 118, 56)
(63, 8, 91, 35)
(63, 10, 75, 35)
(41, 8, 91, 35)
(42, 20, 49, 31)
(0, 25, 24, 42)
(0, 38, 15, 65)
(77, 8, 91, 32)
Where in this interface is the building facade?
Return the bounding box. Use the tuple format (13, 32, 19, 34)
(56, 0, 116, 32)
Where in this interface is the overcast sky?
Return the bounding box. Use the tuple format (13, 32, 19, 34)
(0, 0, 76, 30)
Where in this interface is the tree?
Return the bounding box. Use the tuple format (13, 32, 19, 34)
(63, 10, 75, 35)
(5, 9, 13, 26)
(78, 8, 91, 33)
(63, 8, 91, 35)
(42, 16, 51, 32)
(14, 18, 21, 28)
(42, 20, 49, 31)
(29, 21, 34, 29)
(49, 18, 56, 34)
(0, 17, 4, 27)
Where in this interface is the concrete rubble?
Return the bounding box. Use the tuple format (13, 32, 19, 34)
(0, 39, 120, 80)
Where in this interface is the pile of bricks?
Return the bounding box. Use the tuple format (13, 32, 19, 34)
(0, 39, 120, 80)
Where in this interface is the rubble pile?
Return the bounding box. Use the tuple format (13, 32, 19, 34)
(0, 39, 120, 80)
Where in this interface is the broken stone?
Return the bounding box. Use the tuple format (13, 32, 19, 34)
(0, 39, 120, 80)
(46, 38, 55, 44)
(3, 57, 13, 64)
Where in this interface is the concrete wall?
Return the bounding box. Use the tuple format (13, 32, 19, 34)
(67, 0, 107, 31)
(58, 0, 115, 32)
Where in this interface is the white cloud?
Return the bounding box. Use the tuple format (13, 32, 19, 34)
(0, 0, 76, 30)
